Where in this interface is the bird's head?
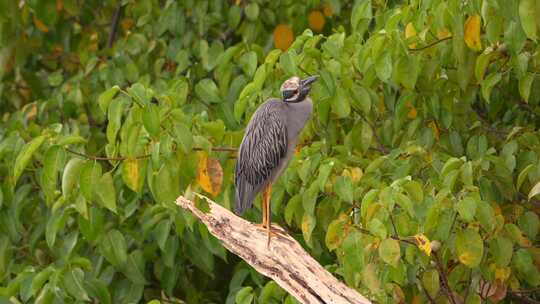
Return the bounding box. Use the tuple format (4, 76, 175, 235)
(280, 75, 319, 103)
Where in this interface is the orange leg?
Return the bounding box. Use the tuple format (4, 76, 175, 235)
(262, 185, 272, 247)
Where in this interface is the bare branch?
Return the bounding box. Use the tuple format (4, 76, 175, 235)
(176, 194, 372, 304)
(409, 37, 452, 52)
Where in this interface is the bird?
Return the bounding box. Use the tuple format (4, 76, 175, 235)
(234, 75, 318, 247)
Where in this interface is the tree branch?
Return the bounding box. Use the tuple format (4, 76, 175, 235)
(107, 4, 124, 48)
(175, 194, 372, 304)
(409, 36, 452, 52)
(65, 146, 237, 161)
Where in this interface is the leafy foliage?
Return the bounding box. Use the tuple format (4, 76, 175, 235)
(1, 0, 540, 303)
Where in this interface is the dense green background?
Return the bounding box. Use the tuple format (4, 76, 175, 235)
(1, 0, 540, 303)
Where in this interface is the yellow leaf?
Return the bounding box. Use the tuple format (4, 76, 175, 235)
(414, 233, 432, 256)
(464, 15, 482, 51)
(405, 22, 417, 49)
(322, 4, 333, 17)
(495, 267, 511, 283)
(437, 28, 452, 39)
(350, 167, 363, 183)
(427, 121, 440, 141)
(308, 10, 326, 32)
(273, 24, 294, 51)
(122, 158, 144, 193)
(406, 101, 417, 119)
(196, 152, 223, 197)
(459, 252, 475, 265)
(33, 15, 49, 33)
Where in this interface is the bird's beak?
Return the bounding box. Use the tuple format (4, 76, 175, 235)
(300, 75, 319, 87)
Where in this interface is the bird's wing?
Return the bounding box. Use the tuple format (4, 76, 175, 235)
(234, 101, 288, 214)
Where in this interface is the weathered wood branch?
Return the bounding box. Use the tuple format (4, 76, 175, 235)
(176, 195, 371, 304)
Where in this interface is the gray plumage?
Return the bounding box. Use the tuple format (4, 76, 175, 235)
(234, 75, 316, 215)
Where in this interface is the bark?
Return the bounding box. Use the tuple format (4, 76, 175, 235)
(176, 195, 371, 304)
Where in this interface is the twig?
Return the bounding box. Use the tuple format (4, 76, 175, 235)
(418, 275, 437, 304)
(508, 291, 540, 304)
(354, 225, 416, 245)
(409, 36, 452, 52)
(65, 146, 238, 161)
(107, 4, 124, 48)
(65, 148, 149, 161)
(351, 108, 389, 154)
(433, 253, 457, 304)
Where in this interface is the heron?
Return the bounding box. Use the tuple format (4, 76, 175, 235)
(234, 75, 319, 247)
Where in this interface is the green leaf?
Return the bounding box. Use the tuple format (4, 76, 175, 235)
(235, 286, 254, 304)
(96, 172, 117, 213)
(98, 85, 120, 114)
(421, 269, 440, 299)
(244, 3, 259, 21)
(154, 219, 172, 251)
(518, 211, 539, 240)
(481, 72, 502, 103)
(350, 84, 371, 114)
(368, 218, 387, 239)
(99, 229, 127, 267)
(331, 88, 351, 118)
(127, 83, 151, 107)
(13, 135, 46, 185)
(84, 279, 111, 304)
(239, 51, 257, 78)
(279, 52, 297, 76)
(360, 120, 373, 152)
(334, 175, 353, 204)
(475, 201, 496, 232)
(79, 161, 102, 202)
(475, 51, 494, 81)
(456, 197, 477, 222)
(375, 52, 392, 82)
(284, 195, 301, 226)
(63, 268, 90, 301)
(395, 55, 419, 90)
(378, 238, 400, 267)
(455, 229, 484, 268)
(518, 0, 538, 41)
(195, 79, 221, 103)
(121, 250, 147, 285)
(489, 236, 513, 267)
(41, 146, 66, 203)
(441, 157, 463, 178)
(31, 267, 54, 297)
(301, 213, 316, 244)
(62, 158, 84, 198)
(173, 123, 193, 154)
(519, 73, 534, 102)
(325, 216, 347, 251)
(142, 104, 161, 138)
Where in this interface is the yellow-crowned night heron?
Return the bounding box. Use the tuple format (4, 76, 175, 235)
(234, 75, 318, 246)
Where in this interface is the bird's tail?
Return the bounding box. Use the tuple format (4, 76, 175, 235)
(234, 179, 257, 215)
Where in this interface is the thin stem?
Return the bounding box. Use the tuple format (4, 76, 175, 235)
(354, 224, 416, 245)
(351, 108, 389, 154)
(433, 253, 457, 304)
(409, 36, 452, 52)
(418, 275, 437, 304)
(107, 4, 124, 48)
(65, 146, 237, 161)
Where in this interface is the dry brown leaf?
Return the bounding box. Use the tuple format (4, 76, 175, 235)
(196, 152, 223, 197)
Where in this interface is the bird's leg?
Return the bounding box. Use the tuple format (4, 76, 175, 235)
(260, 186, 268, 228)
(264, 184, 272, 247)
